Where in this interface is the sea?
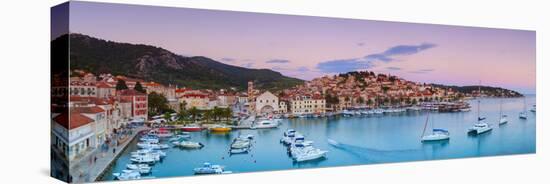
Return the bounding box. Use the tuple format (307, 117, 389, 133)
(101, 95, 536, 181)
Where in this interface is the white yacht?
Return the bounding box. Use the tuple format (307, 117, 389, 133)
(113, 170, 141, 180)
(175, 141, 204, 149)
(251, 119, 279, 129)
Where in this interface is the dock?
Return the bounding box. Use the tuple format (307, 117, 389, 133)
(69, 126, 149, 183)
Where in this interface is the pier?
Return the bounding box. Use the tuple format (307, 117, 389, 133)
(69, 126, 149, 183)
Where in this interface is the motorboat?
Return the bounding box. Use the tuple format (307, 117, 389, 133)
(530, 105, 536, 113)
(292, 146, 328, 162)
(229, 147, 250, 154)
(175, 141, 204, 149)
(210, 125, 232, 132)
(130, 156, 156, 164)
(193, 162, 232, 175)
(251, 119, 279, 129)
(168, 134, 191, 142)
(113, 170, 141, 180)
(182, 125, 203, 132)
(342, 110, 354, 117)
(131, 149, 166, 158)
(137, 142, 170, 150)
(147, 129, 173, 139)
(231, 138, 251, 149)
(125, 164, 152, 174)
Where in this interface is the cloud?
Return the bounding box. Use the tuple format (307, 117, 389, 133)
(316, 58, 373, 73)
(365, 43, 437, 62)
(240, 63, 254, 68)
(220, 57, 236, 62)
(409, 69, 435, 74)
(386, 67, 401, 71)
(266, 59, 290, 64)
(316, 43, 437, 73)
(297, 66, 309, 72)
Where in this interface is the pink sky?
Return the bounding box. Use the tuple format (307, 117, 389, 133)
(67, 2, 536, 94)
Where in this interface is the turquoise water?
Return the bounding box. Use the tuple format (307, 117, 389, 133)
(102, 96, 536, 181)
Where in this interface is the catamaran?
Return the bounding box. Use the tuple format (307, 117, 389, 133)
(468, 84, 492, 135)
(421, 113, 450, 142)
(499, 99, 508, 125)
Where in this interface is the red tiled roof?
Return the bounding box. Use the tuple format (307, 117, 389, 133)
(117, 89, 146, 96)
(54, 112, 94, 130)
(72, 106, 105, 114)
(182, 93, 207, 98)
(96, 81, 112, 88)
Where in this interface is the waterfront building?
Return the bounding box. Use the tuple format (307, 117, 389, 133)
(73, 106, 107, 148)
(96, 81, 115, 98)
(52, 112, 95, 161)
(255, 91, 279, 114)
(70, 80, 97, 97)
(117, 89, 148, 120)
(279, 101, 288, 114)
(180, 93, 209, 110)
(290, 95, 326, 115)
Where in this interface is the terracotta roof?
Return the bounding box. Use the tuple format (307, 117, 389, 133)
(182, 93, 207, 98)
(72, 106, 105, 114)
(54, 112, 94, 130)
(96, 81, 112, 88)
(117, 89, 146, 96)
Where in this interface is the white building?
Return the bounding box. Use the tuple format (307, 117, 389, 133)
(255, 91, 279, 114)
(52, 112, 96, 161)
(290, 95, 326, 115)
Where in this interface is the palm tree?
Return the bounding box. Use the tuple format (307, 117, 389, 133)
(203, 110, 212, 123)
(188, 107, 199, 122)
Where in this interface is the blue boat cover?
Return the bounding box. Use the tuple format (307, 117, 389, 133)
(433, 129, 448, 132)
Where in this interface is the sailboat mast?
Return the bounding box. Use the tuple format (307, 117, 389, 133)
(477, 81, 481, 120)
(499, 99, 503, 118)
(421, 113, 429, 137)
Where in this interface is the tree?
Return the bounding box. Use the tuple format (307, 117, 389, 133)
(203, 109, 212, 123)
(213, 107, 223, 121)
(163, 112, 172, 123)
(222, 108, 232, 121)
(116, 79, 128, 90)
(188, 107, 199, 122)
(148, 92, 170, 116)
(357, 97, 365, 105)
(134, 81, 146, 93)
(367, 99, 373, 107)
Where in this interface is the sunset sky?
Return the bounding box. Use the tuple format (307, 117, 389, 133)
(64, 2, 536, 94)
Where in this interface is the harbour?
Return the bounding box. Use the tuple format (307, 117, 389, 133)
(100, 96, 536, 181)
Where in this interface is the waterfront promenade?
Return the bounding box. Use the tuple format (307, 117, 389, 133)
(70, 126, 149, 183)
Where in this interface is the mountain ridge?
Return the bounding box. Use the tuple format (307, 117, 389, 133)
(57, 33, 303, 91)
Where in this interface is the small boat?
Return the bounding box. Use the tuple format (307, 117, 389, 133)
(251, 119, 279, 129)
(148, 128, 173, 139)
(468, 86, 492, 135)
(293, 147, 328, 162)
(176, 141, 204, 149)
(498, 99, 508, 125)
(168, 134, 191, 142)
(229, 147, 250, 154)
(193, 162, 231, 175)
(530, 105, 536, 113)
(210, 125, 232, 132)
(420, 113, 450, 142)
(182, 125, 203, 132)
(130, 156, 156, 164)
(113, 170, 141, 180)
(137, 142, 170, 150)
(125, 164, 152, 174)
(519, 97, 528, 119)
(231, 138, 251, 149)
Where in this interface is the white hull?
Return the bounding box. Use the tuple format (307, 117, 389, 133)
(421, 134, 450, 142)
(499, 118, 508, 125)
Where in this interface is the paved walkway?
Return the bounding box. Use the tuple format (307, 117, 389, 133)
(70, 126, 149, 183)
